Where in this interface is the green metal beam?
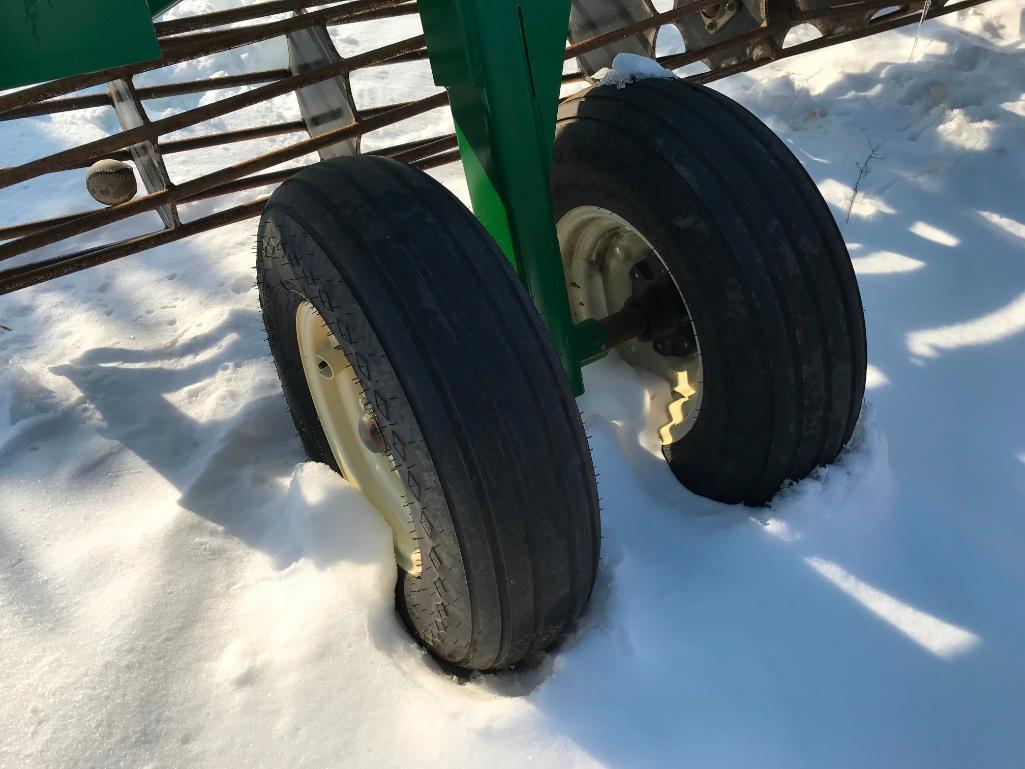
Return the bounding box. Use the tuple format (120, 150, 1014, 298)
(420, 0, 606, 395)
(0, 0, 162, 91)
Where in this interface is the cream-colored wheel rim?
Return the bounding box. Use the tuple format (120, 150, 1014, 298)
(295, 301, 422, 575)
(556, 206, 704, 444)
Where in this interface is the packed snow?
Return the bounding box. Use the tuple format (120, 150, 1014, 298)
(2, 2, 1024, 767)
(599, 52, 676, 87)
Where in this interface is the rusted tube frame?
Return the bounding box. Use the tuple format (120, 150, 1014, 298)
(6, 0, 684, 125)
(2, 0, 978, 246)
(0, 0, 977, 116)
(0, 199, 270, 295)
(0, 90, 449, 262)
(0, 0, 993, 291)
(60, 120, 310, 169)
(1, 0, 689, 121)
(0, 0, 989, 248)
(0, 132, 456, 242)
(0, 212, 98, 242)
(176, 133, 456, 201)
(793, 0, 923, 21)
(0, 34, 427, 187)
(0, 0, 733, 182)
(154, 0, 398, 36)
(157, 1, 419, 60)
(0, 145, 461, 294)
(688, 0, 991, 81)
(1, 70, 293, 122)
(1, 56, 432, 123)
(564, 0, 708, 60)
(156, 123, 452, 173)
(0, 0, 417, 113)
(0, 0, 714, 121)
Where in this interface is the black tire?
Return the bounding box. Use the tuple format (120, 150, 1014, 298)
(256, 157, 599, 671)
(552, 79, 867, 505)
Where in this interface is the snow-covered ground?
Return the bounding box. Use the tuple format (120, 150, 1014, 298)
(2, 2, 1024, 767)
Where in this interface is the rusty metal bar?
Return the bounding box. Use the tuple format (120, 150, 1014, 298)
(413, 148, 461, 171)
(176, 134, 456, 203)
(154, 0, 382, 36)
(0, 0, 416, 114)
(156, 2, 418, 61)
(56, 120, 307, 169)
(689, 0, 991, 82)
(137, 69, 290, 98)
(0, 90, 449, 262)
(562, 24, 774, 84)
(0, 56, 433, 123)
(0, 133, 456, 243)
(3, 0, 982, 251)
(0, 143, 462, 294)
(0, 198, 269, 295)
(793, 0, 923, 21)
(660, 26, 773, 71)
(0, 212, 96, 242)
(0, 0, 995, 295)
(1, 70, 293, 122)
(564, 0, 707, 60)
(1, 93, 110, 121)
(387, 134, 458, 163)
(0, 35, 426, 188)
(180, 168, 299, 203)
(156, 120, 308, 156)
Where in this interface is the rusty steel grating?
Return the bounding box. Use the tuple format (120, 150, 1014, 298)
(0, 0, 991, 294)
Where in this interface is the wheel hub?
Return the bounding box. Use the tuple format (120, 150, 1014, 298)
(295, 301, 422, 575)
(556, 206, 704, 444)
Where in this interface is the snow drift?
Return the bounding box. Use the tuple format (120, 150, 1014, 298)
(1, 2, 1024, 767)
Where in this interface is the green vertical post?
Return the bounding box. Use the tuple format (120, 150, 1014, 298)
(420, 0, 602, 395)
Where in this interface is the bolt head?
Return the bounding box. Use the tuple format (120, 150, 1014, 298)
(358, 412, 387, 455)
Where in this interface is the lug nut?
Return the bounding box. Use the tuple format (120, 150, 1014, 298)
(358, 412, 387, 455)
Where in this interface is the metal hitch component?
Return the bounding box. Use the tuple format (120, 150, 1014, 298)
(587, 250, 694, 353)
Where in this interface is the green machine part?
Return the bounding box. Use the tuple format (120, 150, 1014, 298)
(0, 0, 173, 91)
(419, 0, 608, 395)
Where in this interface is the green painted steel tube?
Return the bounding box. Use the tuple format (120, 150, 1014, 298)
(0, 1, 162, 90)
(420, 0, 605, 395)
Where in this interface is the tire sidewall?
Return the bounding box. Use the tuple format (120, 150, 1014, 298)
(257, 206, 475, 664)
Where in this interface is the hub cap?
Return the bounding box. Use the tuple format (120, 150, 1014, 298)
(557, 206, 704, 444)
(295, 301, 422, 574)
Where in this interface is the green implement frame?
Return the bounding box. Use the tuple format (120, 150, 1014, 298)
(0, 1, 178, 91)
(2, 0, 605, 394)
(419, 0, 607, 394)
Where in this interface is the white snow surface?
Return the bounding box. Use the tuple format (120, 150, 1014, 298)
(2, 2, 1025, 767)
